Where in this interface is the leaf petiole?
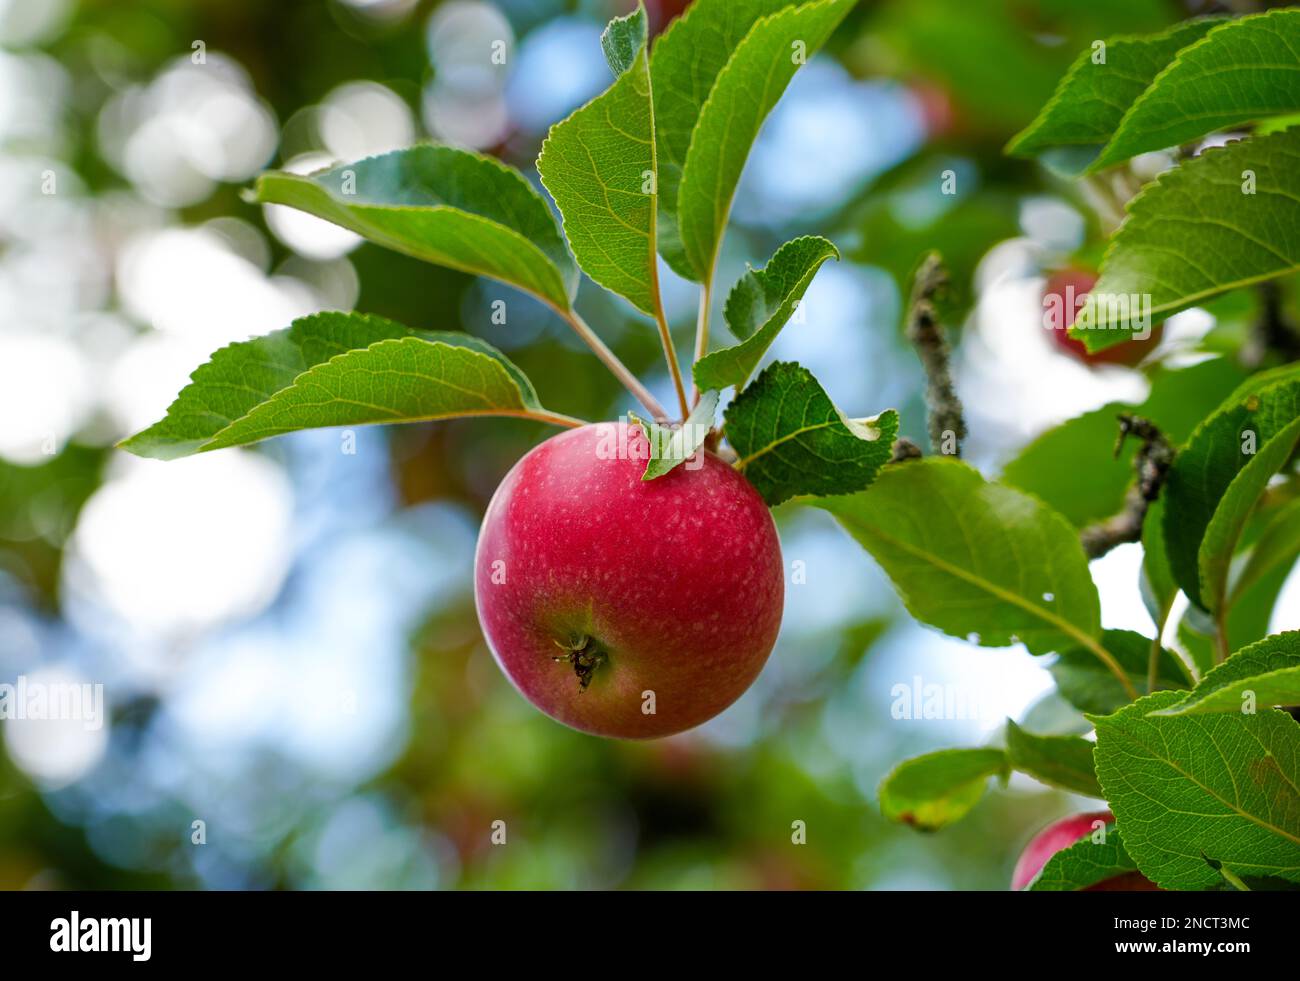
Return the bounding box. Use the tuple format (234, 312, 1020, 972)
(651, 298, 690, 422)
(691, 282, 711, 407)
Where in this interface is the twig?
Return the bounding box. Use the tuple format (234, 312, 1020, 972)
(905, 252, 967, 457)
(1079, 415, 1174, 559)
(890, 437, 924, 463)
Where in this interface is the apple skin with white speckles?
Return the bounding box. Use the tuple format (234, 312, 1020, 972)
(474, 421, 784, 739)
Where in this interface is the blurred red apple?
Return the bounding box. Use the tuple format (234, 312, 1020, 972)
(1012, 810, 1159, 890)
(645, 0, 692, 36)
(1042, 268, 1163, 366)
(474, 421, 783, 739)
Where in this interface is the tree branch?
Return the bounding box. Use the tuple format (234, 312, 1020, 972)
(889, 437, 924, 463)
(905, 252, 967, 458)
(1079, 414, 1174, 559)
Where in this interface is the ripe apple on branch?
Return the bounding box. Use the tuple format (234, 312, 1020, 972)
(117, 1, 1300, 892)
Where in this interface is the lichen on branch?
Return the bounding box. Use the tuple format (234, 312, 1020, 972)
(904, 252, 967, 459)
(1079, 414, 1174, 559)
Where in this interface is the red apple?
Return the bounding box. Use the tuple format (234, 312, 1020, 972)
(645, 0, 692, 37)
(1042, 268, 1163, 366)
(474, 421, 784, 739)
(1012, 810, 1159, 890)
(908, 80, 957, 139)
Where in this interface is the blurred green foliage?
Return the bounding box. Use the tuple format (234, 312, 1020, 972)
(0, 0, 1220, 891)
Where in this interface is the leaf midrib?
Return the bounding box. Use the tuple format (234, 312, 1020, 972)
(1083, 263, 1300, 334)
(846, 514, 1100, 655)
(201, 339, 534, 449)
(734, 414, 856, 470)
(257, 173, 572, 308)
(1103, 716, 1300, 849)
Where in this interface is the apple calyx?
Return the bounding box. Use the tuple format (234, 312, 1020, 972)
(552, 636, 607, 692)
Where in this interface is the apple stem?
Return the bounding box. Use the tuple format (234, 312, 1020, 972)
(552, 636, 607, 692)
(705, 428, 738, 464)
(507, 409, 589, 429)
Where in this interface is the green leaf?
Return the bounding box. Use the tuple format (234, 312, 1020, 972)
(200, 337, 558, 452)
(1089, 10, 1300, 172)
(1260, 111, 1300, 137)
(1000, 357, 1246, 528)
(725, 361, 898, 506)
(1090, 690, 1300, 889)
(1004, 718, 1102, 797)
(1199, 414, 1300, 614)
(1177, 611, 1217, 681)
(1186, 550, 1295, 670)
(633, 389, 720, 481)
(1164, 364, 1300, 610)
(1021, 691, 1093, 737)
(121, 312, 427, 459)
(1180, 488, 1300, 668)
(649, 0, 794, 279)
(1028, 827, 1140, 891)
(693, 236, 839, 392)
(1001, 405, 1136, 529)
(120, 315, 565, 459)
(1051, 628, 1188, 716)
(1007, 18, 1225, 167)
(1232, 494, 1300, 604)
(1151, 631, 1300, 716)
(251, 145, 577, 312)
(1140, 497, 1177, 625)
(600, 2, 647, 76)
(1122, 356, 1249, 443)
(878, 748, 1008, 831)
(1073, 127, 1300, 348)
(818, 458, 1102, 657)
(676, 0, 855, 281)
(1232, 562, 1298, 650)
(537, 6, 660, 314)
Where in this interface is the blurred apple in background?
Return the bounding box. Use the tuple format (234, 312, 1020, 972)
(1012, 811, 1159, 890)
(1043, 268, 1164, 367)
(645, 0, 692, 36)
